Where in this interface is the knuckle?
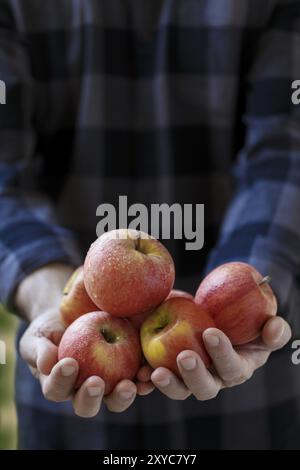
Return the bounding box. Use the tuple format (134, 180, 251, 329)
(113, 407, 128, 413)
(171, 392, 191, 401)
(29, 367, 39, 379)
(219, 368, 237, 384)
(43, 387, 57, 402)
(75, 408, 98, 418)
(195, 388, 218, 401)
(223, 370, 252, 387)
(19, 336, 27, 360)
(214, 355, 233, 370)
(259, 356, 269, 367)
(106, 403, 126, 413)
(224, 378, 242, 387)
(244, 369, 254, 382)
(42, 381, 64, 402)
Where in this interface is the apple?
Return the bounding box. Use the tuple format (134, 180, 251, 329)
(195, 262, 277, 345)
(58, 311, 142, 395)
(60, 266, 98, 326)
(140, 297, 215, 376)
(130, 291, 194, 331)
(84, 229, 175, 318)
(130, 310, 153, 331)
(167, 289, 194, 301)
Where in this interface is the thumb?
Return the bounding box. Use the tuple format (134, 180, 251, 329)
(19, 308, 66, 376)
(262, 316, 292, 350)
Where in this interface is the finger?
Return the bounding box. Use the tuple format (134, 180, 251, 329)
(104, 380, 137, 413)
(20, 334, 59, 377)
(29, 365, 40, 379)
(176, 350, 221, 400)
(151, 368, 191, 400)
(73, 376, 105, 418)
(262, 316, 292, 350)
(19, 333, 40, 369)
(136, 365, 153, 383)
(39, 358, 78, 402)
(136, 381, 155, 396)
(203, 328, 252, 387)
(36, 338, 59, 375)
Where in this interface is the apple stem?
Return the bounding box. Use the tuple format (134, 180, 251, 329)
(259, 275, 271, 286)
(135, 235, 141, 251)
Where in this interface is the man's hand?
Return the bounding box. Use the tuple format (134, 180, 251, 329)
(19, 308, 153, 417)
(151, 315, 291, 400)
(15, 263, 153, 418)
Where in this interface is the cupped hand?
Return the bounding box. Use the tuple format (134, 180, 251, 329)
(19, 309, 154, 418)
(151, 315, 292, 400)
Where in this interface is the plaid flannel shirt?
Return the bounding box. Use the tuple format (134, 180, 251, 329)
(1, 0, 300, 449)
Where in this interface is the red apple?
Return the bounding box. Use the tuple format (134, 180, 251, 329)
(167, 289, 194, 301)
(130, 291, 194, 331)
(195, 262, 277, 345)
(84, 229, 175, 318)
(140, 297, 215, 376)
(60, 266, 98, 326)
(130, 310, 153, 331)
(58, 311, 142, 395)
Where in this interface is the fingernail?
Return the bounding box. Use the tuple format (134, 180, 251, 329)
(61, 365, 76, 377)
(120, 391, 135, 400)
(204, 334, 220, 347)
(274, 323, 286, 343)
(155, 377, 170, 387)
(180, 357, 197, 370)
(88, 387, 103, 398)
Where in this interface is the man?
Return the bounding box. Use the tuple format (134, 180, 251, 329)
(0, 0, 299, 449)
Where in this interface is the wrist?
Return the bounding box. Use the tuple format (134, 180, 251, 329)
(15, 263, 76, 322)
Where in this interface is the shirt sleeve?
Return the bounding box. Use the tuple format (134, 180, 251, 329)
(206, 0, 300, 330)
(0, 9, 81, 309)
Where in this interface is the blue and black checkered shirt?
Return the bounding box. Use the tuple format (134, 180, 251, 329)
(1, 0, 300, 449)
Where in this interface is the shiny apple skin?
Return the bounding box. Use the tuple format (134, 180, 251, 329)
(58, 311, 142, 395)
(167, 289, 194, 301)
(60, 266, 98, 326)
(141, 297, 215, 377)
(84, 229, 175, 318)
(195, 262, 277, 345)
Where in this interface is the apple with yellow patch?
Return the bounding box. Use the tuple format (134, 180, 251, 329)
(58, 311, 142, 395)
(60, 266, 98, 326)
(140, 297, 215, 376)
(84, 229, 175, 318)
(130, 291, 194, 331)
